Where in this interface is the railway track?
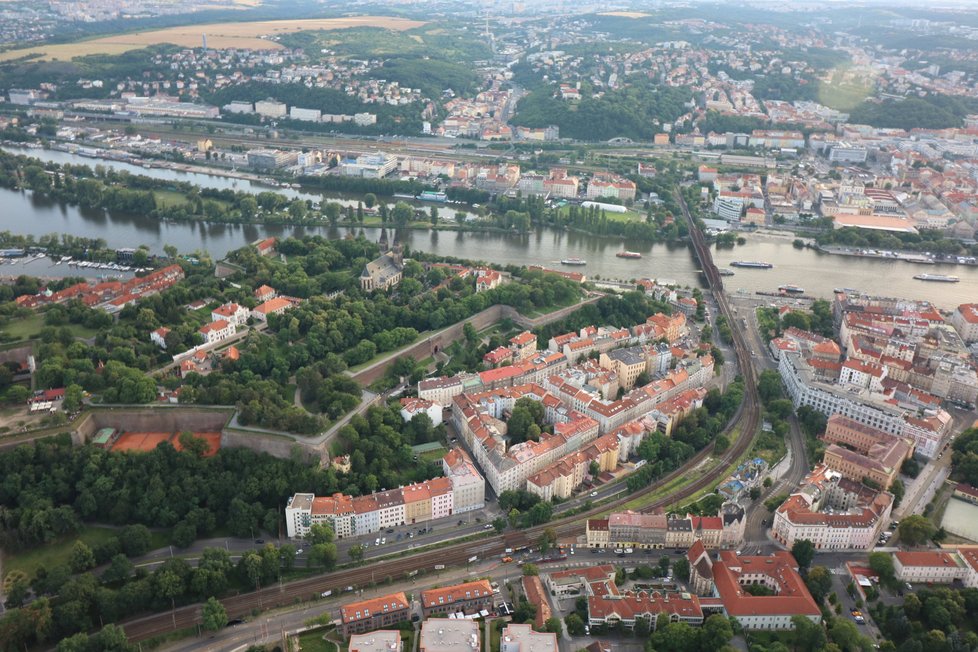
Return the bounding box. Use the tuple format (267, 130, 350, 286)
(122, 187, 761, 643)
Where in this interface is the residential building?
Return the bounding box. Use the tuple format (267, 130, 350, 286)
(421, 580, 493, 618)
(418, 619, 479, 652)
(442, 448, 485, 513)
(350, 631, 402, 652)
(344, 152, 397, 179)
(587, 590, 705, 631)
(198, 319, 235, 344)
(522, 575, 551, 631)
(586, 505, 746, 550)
(820, 415, 913, 490)
(779, 350, 951, 458)
(893, 551, 968, 585)
(251, 296, 296, 321)
(211, 302, 249, 326)
(546, 565, 616, 598)
(586, 175, 636, 203)
(419, 376, 465, 406)
(951, 304, 978, 343)
(400, 397, 443, 427)
(340, 592, 410, 637)
(254, 285, 277, 302)
(771, 465, 892, 550)
(255, 99, 288, 118)
(499, 624, 557, 652)
(509, 331, 537, 361)
(151, 327, 170, 349)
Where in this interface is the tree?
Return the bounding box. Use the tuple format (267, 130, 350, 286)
(3, 569, 30, 608)
(791, 614, 827, 652)
(522, 563, 539, 576)
(308, 523, 335, 545)
(391, 202, 413, 226)
(429, 206, 439, 225)
(589, 460, 600, 477)
(364, 193, 377, 209)
(172, 521, 197, 548)
(868, 552, 895, 583)
(791, 539, 816, 570)
(672, 557, 691, 582)
(120, 524, 153, 557)
(650, 620, 701, 652)
(565, 613, 586, 636)
(69, 540, 96, 573)
(544, 617, 562, 634)
(348, 544, 365, 565)
(63, 384, 84, 413)
(492, 517, 507, 533)
(101, 554, 135, 585)
(700, 614, 734, 649)
(309, 543, 337, 571)
(805, 566, 833, 602)
(201, 596, 228, 632)
(898, 515, 936, 546)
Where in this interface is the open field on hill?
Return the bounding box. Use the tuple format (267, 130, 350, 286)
(0, 16, 426, 62)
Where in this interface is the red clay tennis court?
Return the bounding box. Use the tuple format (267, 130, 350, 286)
(111, 431, 221, 457)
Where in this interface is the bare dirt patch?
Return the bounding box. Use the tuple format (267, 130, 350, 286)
(0, 16, 426, 62)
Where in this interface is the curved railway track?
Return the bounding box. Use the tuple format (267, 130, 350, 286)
(122, 187, 761, 643)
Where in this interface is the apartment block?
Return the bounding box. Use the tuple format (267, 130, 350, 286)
(771, 465, 892, 550)
(340, 592, 410, 637)
(421, 580, 493, 618)
(820, 415, 913, 489)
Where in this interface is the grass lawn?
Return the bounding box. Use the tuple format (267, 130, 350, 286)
(154, 190, 191, 208)
(420, 446, 448, 462)
(1, 313, 45, 340)
(490, 620, 503, 652)
(523, 295, 583, 319)
(556, 204, 644, 223)
(1, 314, 98, 341)
(298, 628, 339, 652)
(4, 526, 170, 578)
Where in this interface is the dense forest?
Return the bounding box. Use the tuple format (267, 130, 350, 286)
(848, 95, 978, 130)
(512, 77, 692, 141)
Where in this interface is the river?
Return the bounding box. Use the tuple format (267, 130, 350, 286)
(3, 147, 977, 308)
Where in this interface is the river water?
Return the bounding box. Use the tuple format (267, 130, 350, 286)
(3, 147, 977, 308)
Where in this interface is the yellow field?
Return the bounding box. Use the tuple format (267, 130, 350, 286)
(598, 11, 652, 18)
(0, 16, 426, 62)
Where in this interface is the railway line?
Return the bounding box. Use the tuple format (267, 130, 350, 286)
(121, 187, 762, 643)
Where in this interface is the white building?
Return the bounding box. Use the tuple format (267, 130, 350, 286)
(224, 101, 254, 114)
(151, 327, 170, 349)
(255, 99, 288, 118)
(779, 351, 950, 458)
(418, 619, 479, 652)
(211, 302, 249, 327)
(400, 397, 443, 427)
(442, 448, 486, 513)
(951, 304, 978, 343)
(893, 551, 970, 585)
(198, 319, 235, 345)
(499, 624, 557, 652)
(290, 106, 322, 122)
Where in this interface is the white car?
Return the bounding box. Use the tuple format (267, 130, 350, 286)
(375, 537, 380, 546)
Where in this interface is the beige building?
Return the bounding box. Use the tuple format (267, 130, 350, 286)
(821, 415, 914, 490)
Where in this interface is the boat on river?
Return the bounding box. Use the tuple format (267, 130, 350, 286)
(913, 274, 959, 283)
